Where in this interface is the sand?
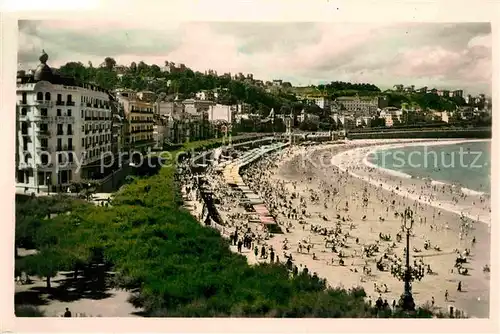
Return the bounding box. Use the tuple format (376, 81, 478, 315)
(183, 139, 491, 318)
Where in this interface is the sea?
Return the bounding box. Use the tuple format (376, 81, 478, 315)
(367, 140, 491, 194)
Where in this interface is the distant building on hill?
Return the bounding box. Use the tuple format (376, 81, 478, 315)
(272, 79, 283, 86)
(335, 96, 387, 116)
(393, 84, 404, 91)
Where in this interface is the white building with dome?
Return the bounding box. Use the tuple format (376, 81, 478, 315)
(16, 51, 114, 195)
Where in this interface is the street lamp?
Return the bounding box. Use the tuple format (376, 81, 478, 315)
(400, 206, 416, 311)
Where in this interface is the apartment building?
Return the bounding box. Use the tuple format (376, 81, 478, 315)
(182, 99, 214, 141)
(15, 51, 113, 195)
(335, 96, 387, 116)
(331, 113, 355, 129)
(115, 89, 155, 153)
(296, 109, 320, 124)
(379, 108, 403, 127)
(155, 100, 188, 144)
(109, 93, 126, 159)
(301, 95, 331, 110)
(208, 104, 233, 123)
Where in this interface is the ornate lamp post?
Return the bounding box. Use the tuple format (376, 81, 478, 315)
(400, 207, 415, 311)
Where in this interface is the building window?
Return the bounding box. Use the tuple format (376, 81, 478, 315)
(81, 110, 84, 118)
(57, 94, 62, 101)
(21, 108, 27, 116)
(81, 138, 84, 146)
(36, 92, 43, 101)
(57, 124, 63, 136)
(67, 94, 73, 102)
(45, 92, 51, 101)
(67, 110, 72, 116)
(69, 152, 73, 163)
(22, 92, 27, 104)
(67, 124, 73, 135)
(17, 170, 25, 183)
(38, 172, 45, 186)
(57, 109, 62, 116)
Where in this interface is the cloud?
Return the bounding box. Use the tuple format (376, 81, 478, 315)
(17, 21, 492, 95)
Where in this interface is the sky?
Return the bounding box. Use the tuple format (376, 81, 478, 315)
(18, 20, 492, 95)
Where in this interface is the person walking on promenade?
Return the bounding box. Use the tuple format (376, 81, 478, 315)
(64, 307, 72, 317)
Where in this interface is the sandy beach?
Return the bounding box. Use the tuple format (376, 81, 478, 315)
(190, 139, 490, 318)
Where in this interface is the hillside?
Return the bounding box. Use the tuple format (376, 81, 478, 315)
(55, 58, 469, 115)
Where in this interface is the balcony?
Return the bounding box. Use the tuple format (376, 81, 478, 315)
(18, 162, 32, 169)
(37, 147, 51, 153)
(85, 117, 92, 121)
(31, 114, 50, 122)
(55, 116, 75, 123)
(67, 130, 74, 135)
(57, 161, 76, 169)
(36, 162, 54, 170)
(66, 101, 75, 106)
(56, 131, 64, 136)
(35, 100, 53, 108)
(86, 103, 92, 107)
(18, 114, 29, 121)
(56, 100, 65, 106)
(18, 100, 29, 106)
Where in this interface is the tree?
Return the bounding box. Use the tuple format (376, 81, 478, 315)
(104, 57, 117, 70)
(137, 61, 148, 73)
(130, 61, 137, 72)
(21, 248, 62, 289)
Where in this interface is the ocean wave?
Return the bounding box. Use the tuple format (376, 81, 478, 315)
(460, 187, 486, 196)
(330, 142, 490, 225)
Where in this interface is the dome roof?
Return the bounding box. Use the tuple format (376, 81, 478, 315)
(33, 50, 53, 82)
(34, 63, 53, 81)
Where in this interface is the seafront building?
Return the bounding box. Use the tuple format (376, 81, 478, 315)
(15, 51, 113, 195)
(115, 89, 155, 153)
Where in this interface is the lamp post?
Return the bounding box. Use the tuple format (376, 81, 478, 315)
(401, 206, 415, 311)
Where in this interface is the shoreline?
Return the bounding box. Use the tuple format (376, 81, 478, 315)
(362, 139, 490, 197)
(268, 142, 490, 317)
(331, 140, 491, 226)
